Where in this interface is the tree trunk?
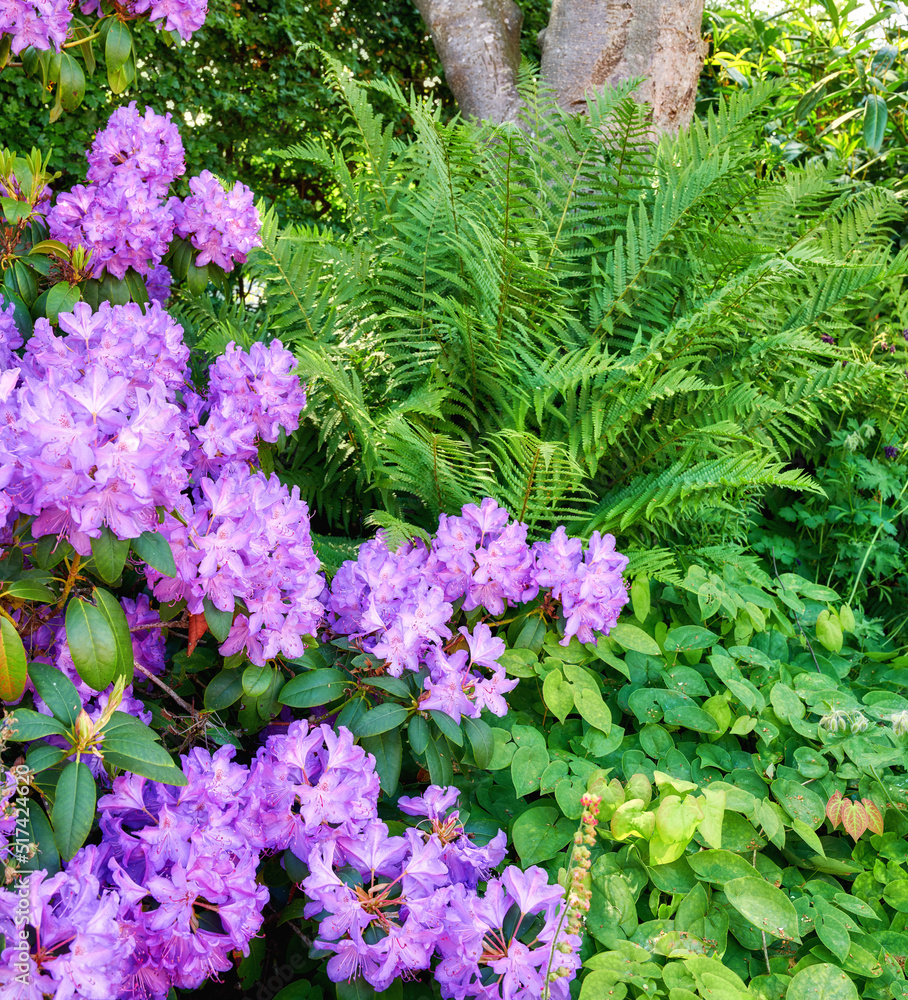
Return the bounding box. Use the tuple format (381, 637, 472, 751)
(414, 0, 707, 132)
(540, 0, 707, 132)
(412, 0, 525, 123)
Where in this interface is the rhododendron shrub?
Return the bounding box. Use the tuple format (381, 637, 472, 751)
(0, 82, 625, 1000)
(1, 103, 260, 333)
(0, 0, 209, 118)
(0, 283, 624, 998)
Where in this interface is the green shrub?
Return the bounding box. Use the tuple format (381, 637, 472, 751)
(751, 417, 908, 638)
(702, 0, 908, 198)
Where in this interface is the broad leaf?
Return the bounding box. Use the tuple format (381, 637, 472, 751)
(8, 709, 69, 740)
(203, 597, 234, 642)
(204, 668, 244, 712)
(663, 626, 719, 652)
(542, 669, 574, 723)
(102, 734, 187, 785)
(279, 668, 348, 708)
(463, 716, 493, 769)
(93, 587, 135, 684)
(105, 18, 132, 72)
(89, 526, 129, 584)
(787, 963, 858, 1000)
(512, 805, 575, 866)
(0, 615, 27, 702)
(688, 849, 756, 884)
(723, 876, 801, 942)
(25, 742, 69, 773)
(28, 661, 81, 725)
(131, 530, 177, 577)
(428, 709, 463, 746)
(610, 622, 661, 655)
(65, 597, 118, 691)
(863, 94, 887, 153)
(52, 760, 96, 861)
(361, 727, 402, 795)
(408, 714, 429, 755)
(352, 703, 409, 738)
(511, 742, 549, 798)
(3, 580, 55, 602)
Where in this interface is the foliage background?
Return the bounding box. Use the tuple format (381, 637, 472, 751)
(0, 0, 551, 224)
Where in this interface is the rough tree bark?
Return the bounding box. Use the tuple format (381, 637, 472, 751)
(411, 0, 525, 123)
(413, 0, 708, 133)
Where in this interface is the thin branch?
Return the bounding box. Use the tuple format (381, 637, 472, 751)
(134, 662, 201, 720)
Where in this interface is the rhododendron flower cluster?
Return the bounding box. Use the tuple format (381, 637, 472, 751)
(49, 104, 184, 280)
(0, 722, 578, 1000)
(0, 0, 71, 53)
(327, 498, 628, 719)
(0, 299, 191, 551)
(46, 103, 259, 282)
(191, 338, 307, 474)
(120, 0, 208, 40)
(0, 724, 371, 997)
(0, 0, 210, 50)
(0, 289, 321, 666)
(142, 338, 320, 664)
(146, 468, 325, 664)
(86, 103, 186, 197)
(172, 169, 263, 272)
(303, 782, 578, 999)
(0, 294, 22, 374)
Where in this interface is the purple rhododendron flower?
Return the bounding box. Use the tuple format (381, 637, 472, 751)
(0, 302, 191, 552)
(191, 339, 306, 474)
(130, 0, 208, 39)
(0, 730, 377, 999)
(1, 297, 319, 667)
(48, 175, 177, 279)
(86, 103, 185, 197)
(46, 105, 191, 280)
(0, 292, 22, 371)
(0, 0, 71, 53)
(325, 499, 627, 719)
(146, 467, 324, 665)
(301, 781, 576, 999)
(146, 264, 173, 304)
(171, 170, 261, 271)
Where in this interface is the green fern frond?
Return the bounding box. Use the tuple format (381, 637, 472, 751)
(363, 511, 433, 551)
(252, 60, 903, 569)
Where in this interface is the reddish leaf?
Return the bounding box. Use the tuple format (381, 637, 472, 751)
(187, 613, 208, 656)
(841, 799, 869, 842)
(826, 790, 844, 828)
(0, 616, 27, 703)
(862, 798, 884, 836)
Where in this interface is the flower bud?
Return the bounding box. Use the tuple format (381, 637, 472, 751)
(850, 713, 869, 733)
(819, 709, 849, 733)
(74, 709, 94, 745)
(889, 710, 908, 737)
